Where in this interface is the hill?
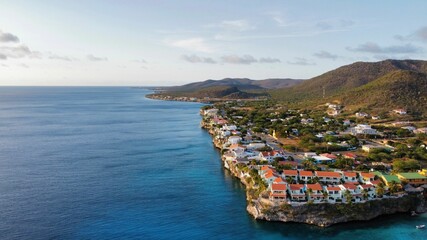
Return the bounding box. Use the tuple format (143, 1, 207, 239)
(164, 78, 303, 92)
(340, 70, 427, 114)
(270, 59, 427, 103)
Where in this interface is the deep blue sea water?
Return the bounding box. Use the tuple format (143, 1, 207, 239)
(0, 87, 426, 240)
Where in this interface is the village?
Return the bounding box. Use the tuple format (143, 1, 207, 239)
(201, 103, 427, 206)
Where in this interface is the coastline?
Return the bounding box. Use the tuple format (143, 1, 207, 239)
(198, 107, 427, 227)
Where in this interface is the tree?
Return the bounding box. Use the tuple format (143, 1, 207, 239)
(389, 180, 400, 194)
(362, 189, 369, 200)
(306, 188, 313, 200)
(376, 183, 385, 198)
(344, 190, 352, 203)
(302, 158, 317, 171)
(322, 190, 329, 202)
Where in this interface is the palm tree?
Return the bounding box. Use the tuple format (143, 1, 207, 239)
(362, 189, 369, 200)
(389, 180, 399, 194)
(306, 188, 313, 201)
(322, 190, 329, 202)
(344, 190, 352, 203)
(376, 184, 385, 198)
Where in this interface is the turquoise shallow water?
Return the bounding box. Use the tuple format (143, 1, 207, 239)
(0, 87, 425, 240)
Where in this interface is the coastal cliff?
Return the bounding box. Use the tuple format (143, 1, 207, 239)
(200, 109, 427, 227)
(247, 193, 427, 227)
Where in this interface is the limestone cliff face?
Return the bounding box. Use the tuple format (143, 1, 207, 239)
(247, 193, 427, 227)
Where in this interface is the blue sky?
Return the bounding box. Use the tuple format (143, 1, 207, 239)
(0, 0, 427, 86)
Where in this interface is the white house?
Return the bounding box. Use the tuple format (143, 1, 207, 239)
(355, 112, 369, 118)
(351, 124, 378, 135)
(269, 183, 288, 202)
(316, 171, 342, 184)
(326, 186, 342, 203)
(227, 136, 242, 145)
(259, 151, 283, 163)
(288, 184, 306, 202)
(312, 155, 334, 164)
(246, 142, 266, 150)
(359, 184, 376, 200)
(343, 172, 358, 183)
(393, 109, 407, 115)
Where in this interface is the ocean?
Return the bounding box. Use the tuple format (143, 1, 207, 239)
(0, 87, 425, 240)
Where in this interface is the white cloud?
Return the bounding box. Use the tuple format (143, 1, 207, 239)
(181, 54, 216, 64)
(168, 38, 213, 53)
(347, 42, 422, 54)
(0, 45, 41, 59)
(221, 55, 257, 64)
(87, 54, 108, 61)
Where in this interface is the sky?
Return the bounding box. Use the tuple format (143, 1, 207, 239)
(0, 0, 427, 86)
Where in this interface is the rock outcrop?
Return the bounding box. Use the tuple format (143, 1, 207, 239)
(247, 193, 427, 227)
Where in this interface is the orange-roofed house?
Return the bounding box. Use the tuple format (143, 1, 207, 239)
(273, 177, 287, 185)
(305, 183, 325, 202)
(260, 165, 275, 174)
(315, 171, 342, 184)
(282, 170, 298, 182)
(360, 172, 375, 183)
(339, 183, 362, 203)
(343, 152, 358, 160)
(359, 184, 376, 200)
(320, 153, 337, 160)
(262, 170, 279, 185)
(289, 184, 306, 202)
(343, 172, 358, 183)
(299, 170, 314, 183)
(269, 183, 288, 202)
(326, 186, 342, 203)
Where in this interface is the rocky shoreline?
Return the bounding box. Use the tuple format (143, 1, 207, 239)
(200, 112, 427, 227)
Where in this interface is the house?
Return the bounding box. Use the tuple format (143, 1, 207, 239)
(340, 183, 362, 202)
(305, 183, 325, 202)
(273, 177, 287, 185)
(351, 124, 378, 135)
(304, 152, 317, 158)
(259, 165, 275, 175)
(343, 172, 358, 183)
(316, 171, 342, 184)
(371, 115, 380, 120)
(301, 118, 314, 125)
(359, 184, 376, 200)
(288, 184, 306, 202)
(397, 173, 427, 186)
(393, 109, 407, 115)
(320, 153, 337, 160)
(360, 172, 375, 183)
(259, 151, 283, 163)
(227, 136, 242, 145)
(263, 170, 279, 185)
(299, 170, 314, 182)
(326, 186, 342, 203)
(355, 112, 369, 118)
(312, 155, 335, 164)
(414, 128, 427, 134)
(269, 184, 288, 202)
(343, 152, 358, 160)
(362, 145, 384, 153)
(203, 108, 219, 117)
(282, 170, 298, 182)
(247, 142, 266, 150)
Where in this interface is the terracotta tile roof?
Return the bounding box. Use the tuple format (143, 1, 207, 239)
(320, 153, 337, 159)
(261, 165, 273, 171)
(343, 172, 357, 177)
(271, 184, 287, 191)
(360, 184, 374, 189)
(316, 171, 342, 178)
(343, 183, 358, 190)
(289, 184, 304, 191)
(327, 186, 341, 191)
(264, 171, 276, 179)
(299, 170, 314, 177)
(344, 153, 357, 159)
(370, 180, 382, 185)
(283, 170, 298, 176)
(306, 183, 323, 191)
(274, 178, 286, 183)
(361, 172, 375, 179)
